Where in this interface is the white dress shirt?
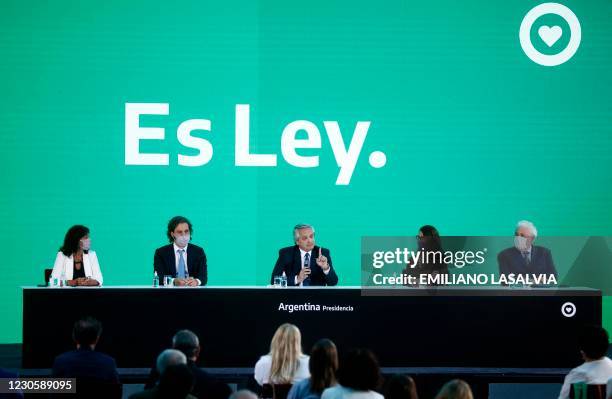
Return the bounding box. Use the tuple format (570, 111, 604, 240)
(559, 357, 612, 399)
(173, 243, 189, 275)
(172, 243, 202, 285)
(294, 248, 330, 286)
(254, 354, 310, 385)
(522, 246, 532, 263)
(295, 248, 312, 286)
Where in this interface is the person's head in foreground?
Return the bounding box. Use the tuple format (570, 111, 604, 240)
(229, 390, 258, 399)
(72, 317, 102, 350)
(310, 338, 339, 394)
(337, 348, 381, 392)
(384, 374, 418, 399)
(579, 325, 610, 362)
(173, 329, 201, 362)
(157, 349, 187, 376)
(435, 379, 473, 399)
(270, 323, 304, 383)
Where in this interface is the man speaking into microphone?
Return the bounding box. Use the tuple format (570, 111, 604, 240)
(270, 224, 338, 286)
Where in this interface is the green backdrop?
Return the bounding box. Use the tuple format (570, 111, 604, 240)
(1, 0, 610, 344)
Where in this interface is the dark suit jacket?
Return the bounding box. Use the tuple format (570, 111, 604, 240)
(154, 244, 208, 286)
(52, 347, 119, 383)
(271, 245, 338, 286)
(497, 245, 558, 279)
(144, 360, 230, 399)
(0, 368, 23, 398)
(129, 386, 197, 399)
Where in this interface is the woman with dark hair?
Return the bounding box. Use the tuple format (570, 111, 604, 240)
(288, 339, 339, 399)
(321, 349, 382, 399)
(383, 374, 418, 399)
(50, 225, 102, 286)
(403, 225, 448, 286)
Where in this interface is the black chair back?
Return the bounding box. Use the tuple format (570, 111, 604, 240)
(569, 383, 606, 399)
(73, 378, 122, 399)
(44, 268, 53, 285)
(261, 383, 273, 399)
(272, 384, 293, 399)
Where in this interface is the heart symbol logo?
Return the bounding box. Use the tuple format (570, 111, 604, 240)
(538, 25, 563, 47)
(565, 306, 572, 313)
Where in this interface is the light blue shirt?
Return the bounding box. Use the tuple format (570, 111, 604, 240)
(288, 378, 321, 399)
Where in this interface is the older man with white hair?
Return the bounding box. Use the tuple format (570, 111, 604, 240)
(157, 349, 187, 375)
(130, 349, 196, 399)
(497, 220, 557, 282)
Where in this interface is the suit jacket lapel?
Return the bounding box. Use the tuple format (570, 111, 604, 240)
(511, 248, 527, 271)
(293, 246, 302, 275)
(186, 245, 195, 274)
(83, 253, 91, 278)
(65, 255, 74, 280)
(311, 246, 321, 278)
(165, 245, 176, 275)
(530, 246, 540, 268)
(311, 246, 320, 267)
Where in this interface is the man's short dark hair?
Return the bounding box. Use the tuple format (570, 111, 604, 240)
(383, 374, 418, 399)
(167, 216, 193, 243)
(579, 325, 609, 359)
(72, 317, 102, 346)
(173, 330, 200, 358)
(338, 348, 381, 391)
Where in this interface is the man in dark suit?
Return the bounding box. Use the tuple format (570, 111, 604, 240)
(52, 317, 119, 383)
(144, 330, 231, 399)
(131, 361, 196, 399)
(497, 220, 558, 280)
(154, 216, 208, 286)
(0, 368, 24, 398)
(271, 224, 338, 286)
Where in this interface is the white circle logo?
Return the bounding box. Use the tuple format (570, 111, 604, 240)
(519, 3, 581, 66)
(368, 151, 387, 168)
(561, 302, 577, 318)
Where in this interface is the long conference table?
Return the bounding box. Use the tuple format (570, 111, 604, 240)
(22, 286, 601, 369)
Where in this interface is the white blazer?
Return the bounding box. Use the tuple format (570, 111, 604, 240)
(50, 251, 104, 285)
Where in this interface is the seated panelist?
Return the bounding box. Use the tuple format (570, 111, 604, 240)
(271, 224, 338, 286)
(154, 216, 208, 286)
(51, 225, 102, 286)
(497, 220, 558, 280)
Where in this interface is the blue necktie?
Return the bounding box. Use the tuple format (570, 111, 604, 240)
(178, 249, 186, 278)
(522, 251, 531, 265)
(303, 252, 310, 286)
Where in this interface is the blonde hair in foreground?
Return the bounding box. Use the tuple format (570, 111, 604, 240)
(435, 379, 474, 399)
(269, 323, 303, 383)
